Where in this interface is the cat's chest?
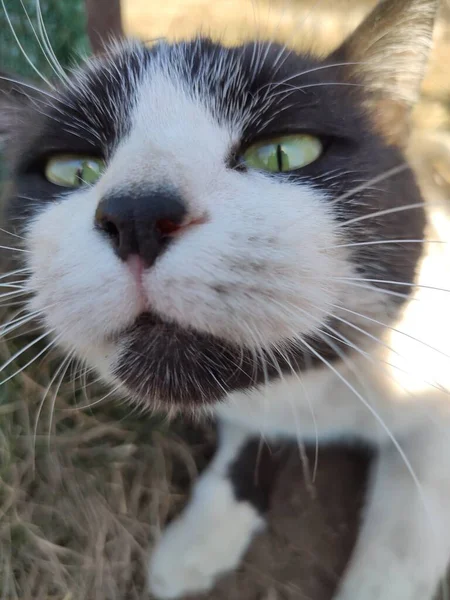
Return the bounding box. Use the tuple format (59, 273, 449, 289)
(215, 358, 392, 443)
(215, 330, 450, 446)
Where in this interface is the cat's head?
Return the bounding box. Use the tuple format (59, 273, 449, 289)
(0, 0, 437, 411)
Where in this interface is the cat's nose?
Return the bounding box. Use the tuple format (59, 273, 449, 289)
(94, 189, 187, 266)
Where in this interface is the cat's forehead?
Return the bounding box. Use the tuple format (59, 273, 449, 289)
(53, 39, 364, 152)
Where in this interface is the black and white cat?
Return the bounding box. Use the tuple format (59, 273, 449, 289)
(1, 0, 450, 598)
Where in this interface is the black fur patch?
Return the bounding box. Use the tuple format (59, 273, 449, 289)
(115, 311, 362, 408)
(228, 438, 290, 514)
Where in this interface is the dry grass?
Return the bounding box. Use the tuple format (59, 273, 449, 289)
(0, 313, 213, 599)
(1, 1, 450, 599)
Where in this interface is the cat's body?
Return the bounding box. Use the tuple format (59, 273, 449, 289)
(153, 206, 450, 599)
(1, 0, 449, 598)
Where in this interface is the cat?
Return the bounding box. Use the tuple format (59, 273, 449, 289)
(1, 0, 449, 598)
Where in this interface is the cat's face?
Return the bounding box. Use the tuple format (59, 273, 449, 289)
(1, 0, 435, 411)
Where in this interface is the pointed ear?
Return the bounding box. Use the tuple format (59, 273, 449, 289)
(0, 71, 44, 148)
(330, 0, 438, 146)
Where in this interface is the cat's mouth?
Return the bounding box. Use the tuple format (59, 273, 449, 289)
(111, 311, 340, 409)
(113, 310, 247, 408)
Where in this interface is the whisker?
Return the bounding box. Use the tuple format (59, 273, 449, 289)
(331, 303, 450, 361)
(327, 312, 449, 396)
(298, 335, 431, 518)
(0, 226, 25, 240)
(47, 352, 76, 448)
(333, 280, 414, 301)
(5, 324, 44, 342)
(0, 74, 58, 101)
(336, 202, 429, 228)
(0, 333, 61, 386)
(35, 0, 70, 84)
(259, 61, 370, 92)
(1, 311, 42, 337)
(18, 0, 63, 84)
(332, 276, 450, 294)
(0, 283, 26, 289)
(0, 268, 30, 281)
(0, 329, 53, 375)
(273, 339, 319, 486)
(0, 0, 53, 88)
(32, 349, 72, 457)
(328, 164, 408, 207)
(267, 81, 365, 100)
(320, 239, 446, 251)
(0, 290, 30, 301)
(0, 244, 30, 253)
(68, 381, 125, 412)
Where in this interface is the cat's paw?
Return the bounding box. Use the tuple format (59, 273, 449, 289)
(148, 520, 216, 599)
(148, 478, 264, 599)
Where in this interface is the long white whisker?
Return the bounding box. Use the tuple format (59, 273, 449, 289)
(332, 276, 449, 294)
(331, 303, 450, 361)
(0, 310, 42, 337)
(0, 74, 58, 100)
(0, 0, 53, 88)
(0, 268, 30, 281)
(33, 0, 70, 84)
(320, 239, 445, 251)
(274, 340, 319, 485)
(0, 245, 30, 253)
(0, 329, 52, 375)
(0, 333, 61, 386)
(337, 202, 429, 228)
(0, 290, 30, 301)
(267, 81, 365, 100)
(47, 352, 76, 448)
(68, 381, 124, 412)
(335, 280, 414, 301)
(0, 226, 24, 240)
(324, 313, 448, 396)
(260, 61, 371, 92)
(32, 349, 72, 459)
(298, 335, 433, 525)
(329, 164, 409, 207)
(0, 283, 26, 289)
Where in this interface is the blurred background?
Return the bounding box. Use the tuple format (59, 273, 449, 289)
(2, 0, 450, 131)
(0, 2, 449, 600)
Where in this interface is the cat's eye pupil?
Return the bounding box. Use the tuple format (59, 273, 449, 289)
(276, 144, 283, 171)
(76, 166, 84, 185)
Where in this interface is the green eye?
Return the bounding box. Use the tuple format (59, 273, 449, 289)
(44, 155, 105, 188)
(242, 134, 322, 173)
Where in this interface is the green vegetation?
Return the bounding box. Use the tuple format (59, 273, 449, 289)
(0, 0, 89, 80)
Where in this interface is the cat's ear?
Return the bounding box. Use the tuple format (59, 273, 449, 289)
(330, 0, 438, 145)
(0, 71, 43, 148)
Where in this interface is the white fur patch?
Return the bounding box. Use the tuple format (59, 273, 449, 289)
(149, 475, 264, 599)
(149, 422, 264, 599)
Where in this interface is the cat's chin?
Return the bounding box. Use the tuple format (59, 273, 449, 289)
(113, 310, 251, 409)
(111, 311, 340, 410)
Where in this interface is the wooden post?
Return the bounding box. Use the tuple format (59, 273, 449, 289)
(85, 0, 123, 54)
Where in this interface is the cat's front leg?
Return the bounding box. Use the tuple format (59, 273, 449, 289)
(335, 421, 450, 600)
(148, 420, 283, 599)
